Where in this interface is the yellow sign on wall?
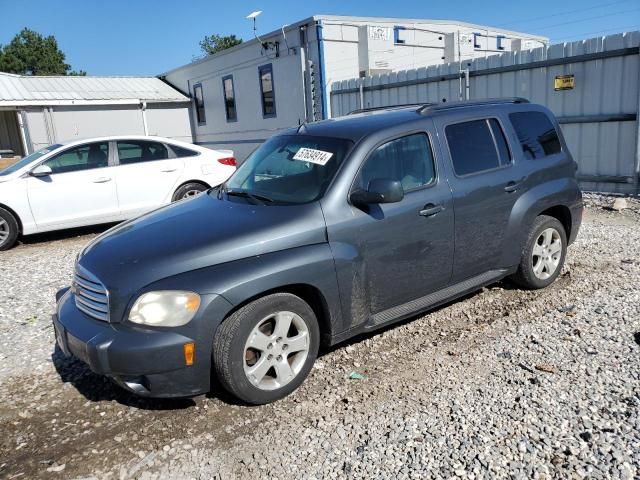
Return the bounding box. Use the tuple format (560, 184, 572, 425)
(554, 74, 575, 91)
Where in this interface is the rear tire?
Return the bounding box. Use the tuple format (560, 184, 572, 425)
(0, 208, 19, 251)
(172, 182, 208, 201)
(511, 215, 567, 289)
(213, 293, 320, 405)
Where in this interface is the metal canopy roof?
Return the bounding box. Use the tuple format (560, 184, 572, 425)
(0, 73, 189, 107)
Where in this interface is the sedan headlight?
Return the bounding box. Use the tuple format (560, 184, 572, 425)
(128, 291, 201, 327)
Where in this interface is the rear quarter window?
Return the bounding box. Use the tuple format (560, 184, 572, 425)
(509, 111, 561, 159)
(170, 145, 200, 158)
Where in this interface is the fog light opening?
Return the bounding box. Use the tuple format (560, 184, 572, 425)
(184, 342, 195, 366)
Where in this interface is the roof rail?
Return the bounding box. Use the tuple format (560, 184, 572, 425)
(347, 103, 433, 115)
(417, 97, 529, 114)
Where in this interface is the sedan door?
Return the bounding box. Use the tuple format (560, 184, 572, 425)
(326, 131, 454, 329)
(26, 141, 120, 230)
(113, 140, 184, 216)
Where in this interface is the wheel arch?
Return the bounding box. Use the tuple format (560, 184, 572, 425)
(502, 178, 578, 267)
(0, 202, 23, 234)
(537, 204, 572, 239)
(221, 284, 334, 348)
(171, 180, 211, 201)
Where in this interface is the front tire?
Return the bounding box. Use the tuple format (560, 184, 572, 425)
(172, 182, 208, 201)
(0, 207, 19, 251)
(511, 215, 567, 289)
(213, 293, 320, 405)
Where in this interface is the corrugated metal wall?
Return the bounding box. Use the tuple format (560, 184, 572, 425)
(330, 32, 640, 195)
(0, 111, 24, 156)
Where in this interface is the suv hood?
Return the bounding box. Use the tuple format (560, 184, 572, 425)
(78, 194, 327, 294)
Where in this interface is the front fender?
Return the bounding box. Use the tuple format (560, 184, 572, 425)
(146, 242, 342, 345)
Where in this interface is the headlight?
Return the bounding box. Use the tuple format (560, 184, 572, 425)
(128, 291, 201, 327)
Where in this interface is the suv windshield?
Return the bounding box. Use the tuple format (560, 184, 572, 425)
(0, 144, 63, 177)
(222, 135, 353, 204)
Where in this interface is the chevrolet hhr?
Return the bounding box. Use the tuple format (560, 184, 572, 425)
(54, 99, 583, 404)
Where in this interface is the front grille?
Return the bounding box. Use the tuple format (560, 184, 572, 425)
(73, 265, 109, 322)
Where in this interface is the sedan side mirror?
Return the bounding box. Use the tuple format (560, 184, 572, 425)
(350, 178, 404, 206)
(31, 164, 53, 177)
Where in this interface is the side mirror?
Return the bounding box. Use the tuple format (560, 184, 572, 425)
(31, 164, 53, 177)
(350, 178, 404, 206)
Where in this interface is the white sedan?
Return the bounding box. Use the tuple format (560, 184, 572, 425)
(0, 135, 236, 250)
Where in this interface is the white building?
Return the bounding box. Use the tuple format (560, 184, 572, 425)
(162, 15, 547, 160)
(0, 73, 192, 156)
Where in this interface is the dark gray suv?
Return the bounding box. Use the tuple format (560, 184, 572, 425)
(53, 98, 582, 404)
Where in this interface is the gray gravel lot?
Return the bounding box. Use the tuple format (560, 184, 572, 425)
(0, 195, 638, 479)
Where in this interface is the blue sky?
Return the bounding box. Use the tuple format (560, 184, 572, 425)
(1, 0, 639, 76)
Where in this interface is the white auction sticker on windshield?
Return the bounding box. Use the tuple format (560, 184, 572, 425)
(293, 147, 334, 166)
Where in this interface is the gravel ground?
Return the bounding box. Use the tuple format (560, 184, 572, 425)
(0, 194, 639, 479)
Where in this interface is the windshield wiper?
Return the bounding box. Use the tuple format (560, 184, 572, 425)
(226, 189, 275, 205)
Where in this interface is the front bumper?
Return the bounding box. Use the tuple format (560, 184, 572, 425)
(54, 290, 213, 398)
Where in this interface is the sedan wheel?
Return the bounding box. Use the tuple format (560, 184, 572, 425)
(171, 182, 209, 202)
(0, 218, 9, 244)
(182, 189, 203, 199)
(0, 207, 19, 251)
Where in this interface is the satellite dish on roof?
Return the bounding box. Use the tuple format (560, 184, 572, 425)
(246, 10, 264, 45)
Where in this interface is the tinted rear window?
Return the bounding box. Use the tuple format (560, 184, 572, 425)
(170, 145, 199, 158)
(509, 111, 561, 159)
(446, 119, 511, 176)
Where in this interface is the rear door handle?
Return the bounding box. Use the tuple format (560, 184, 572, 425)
(504, 181, 522, 193)
(160, 168, 177, 173)
(92, 177, 112, 183)
(419, 204, 444, 217)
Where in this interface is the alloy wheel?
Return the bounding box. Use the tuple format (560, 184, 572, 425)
(0, 218, 9, 244)
(532, 227, 562, 280)
(243, 311, 310, 391)
(182, 189, 203, 199)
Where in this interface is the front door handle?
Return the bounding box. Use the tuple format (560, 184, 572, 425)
(504, 181, 522, 193)
(92, 177, 112, 183)
(419, 204, 444, 217)
(160, 168, 177, 173)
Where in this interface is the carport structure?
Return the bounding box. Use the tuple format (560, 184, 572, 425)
(0, 73, 193, 160)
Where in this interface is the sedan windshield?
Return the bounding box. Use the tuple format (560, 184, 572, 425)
(221, 135, 353, 205)
(0, 144, 63, 177)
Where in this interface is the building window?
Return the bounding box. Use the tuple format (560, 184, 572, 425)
(497, 35, 505, 50)
(258, 64, 276, 117)
(393, 26, 406, 45)
(222, 75, 237, 122)
(473, 32, 481, 49)
(193, 83, 206, 125)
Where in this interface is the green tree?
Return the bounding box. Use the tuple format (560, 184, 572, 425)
(0, 28, 84, 75)
(199, 34, 243, 56)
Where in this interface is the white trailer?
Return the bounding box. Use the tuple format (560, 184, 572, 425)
(161, 15, 547, 161)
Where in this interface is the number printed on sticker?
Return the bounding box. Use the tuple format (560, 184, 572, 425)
(293, 147, 334, 166)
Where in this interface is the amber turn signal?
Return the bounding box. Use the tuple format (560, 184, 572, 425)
(184, 342, 195, 366)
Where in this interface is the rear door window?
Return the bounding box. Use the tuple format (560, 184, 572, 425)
(445, 119, 511, 176)
(509, 111, 561, 159)
(117, 141, 169, 165)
